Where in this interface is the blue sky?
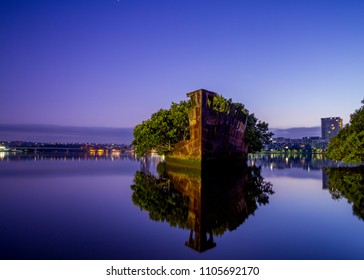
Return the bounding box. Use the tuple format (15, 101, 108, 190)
(1, 0, 363, 130)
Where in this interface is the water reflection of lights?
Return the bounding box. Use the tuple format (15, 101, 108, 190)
(1, 152, 137, 161)
(270, 163, 274, 170)
(111, 150, 121, 158)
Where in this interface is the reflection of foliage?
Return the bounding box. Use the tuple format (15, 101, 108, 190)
(326, 167, 364, 221)
(130, 163, 274, 236)
(130, 171, 189, 228)
(247, 165, 275, 206)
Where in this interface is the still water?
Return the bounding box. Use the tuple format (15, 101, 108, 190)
(1, 152, 363, 260)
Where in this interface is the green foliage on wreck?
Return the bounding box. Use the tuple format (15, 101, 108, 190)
(132, 100, 191, 157)
(132, 89, 273, 157)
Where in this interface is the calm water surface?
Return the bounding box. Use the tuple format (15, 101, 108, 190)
(1, 152, 363, 259)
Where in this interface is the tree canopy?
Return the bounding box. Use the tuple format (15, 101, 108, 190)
(325, 100, 364, 164)
(132, 100, 191, 157)
(132, 94, 273, 157)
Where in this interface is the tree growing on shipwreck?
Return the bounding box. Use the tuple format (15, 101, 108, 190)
(132, 89, 273, 159)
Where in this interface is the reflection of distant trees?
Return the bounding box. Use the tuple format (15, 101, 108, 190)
(130, 161, 273, 252)
(326, 167, 364, 221)
(249, 154, 326, 171)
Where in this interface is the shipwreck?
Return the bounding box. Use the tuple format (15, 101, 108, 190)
(169, 89, 248, 164)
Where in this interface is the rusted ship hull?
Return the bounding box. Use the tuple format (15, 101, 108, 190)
(170, 89, 248, 165)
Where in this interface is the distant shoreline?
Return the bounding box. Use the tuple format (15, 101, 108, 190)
(0, 141, 135, 160)
(0, 124, 134, 145)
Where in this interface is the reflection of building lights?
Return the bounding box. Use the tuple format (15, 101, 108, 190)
(0, 152, 5, 160)
(111, 150, 121, 157)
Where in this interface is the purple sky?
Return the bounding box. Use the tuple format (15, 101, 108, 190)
(1, 0, 363, 129)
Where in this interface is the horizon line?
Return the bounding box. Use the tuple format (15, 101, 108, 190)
(0, 123, 324, 130)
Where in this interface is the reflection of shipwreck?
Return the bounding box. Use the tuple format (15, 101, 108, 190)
(130, 161, 274, 253)
(172, 89, 248, 161)
(167, 166, 249, 253)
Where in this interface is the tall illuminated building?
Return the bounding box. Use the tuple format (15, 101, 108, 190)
(321, 117, 343, 140)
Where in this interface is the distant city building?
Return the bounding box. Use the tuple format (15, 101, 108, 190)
(303, 136, 320, 144)
(273, 137, 290, 144)
(321, 117, 343, 140)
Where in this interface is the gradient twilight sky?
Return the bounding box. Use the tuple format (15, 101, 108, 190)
(1, 0, 363, 129)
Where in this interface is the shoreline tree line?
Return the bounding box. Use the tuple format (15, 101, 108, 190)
(325, 100, 364, 164)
